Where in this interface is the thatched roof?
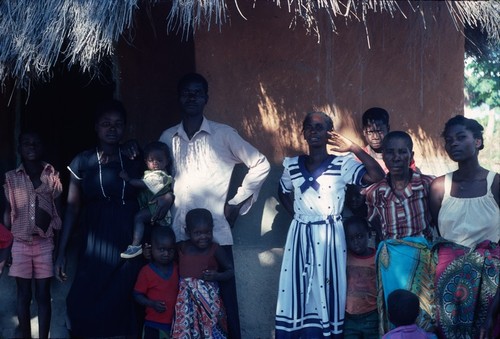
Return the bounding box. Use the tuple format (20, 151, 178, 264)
(1, 0, 499, 88)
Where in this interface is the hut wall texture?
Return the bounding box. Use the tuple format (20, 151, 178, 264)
(183, 1, 462, 337)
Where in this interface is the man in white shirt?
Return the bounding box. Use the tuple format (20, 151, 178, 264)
(159, 73, 270, 338)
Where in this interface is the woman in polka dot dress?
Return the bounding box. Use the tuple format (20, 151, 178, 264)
(275, 112, 384, 338)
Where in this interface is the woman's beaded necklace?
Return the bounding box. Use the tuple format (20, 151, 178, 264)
(96, 147, 125, 205)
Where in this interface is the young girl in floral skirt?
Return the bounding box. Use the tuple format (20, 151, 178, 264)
(172, 208, 234, 338)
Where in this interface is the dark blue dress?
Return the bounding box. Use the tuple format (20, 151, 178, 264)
(66, 149, 144, 337)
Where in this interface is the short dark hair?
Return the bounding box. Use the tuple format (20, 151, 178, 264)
(177, 73, 209, 95)
(362, 107, 389, 127)
(151, 224, 176, 245)
(387, 289, 420, 327)
(185, 208, 214, 231)
(93, 99, 127, 124)
(302, 112, 334, 132)
(382, 131, 414, 152)
(18, 129, 43, 144)
(442, 115, 484, 150)
(343, 215, 371, 234)
(143, 141, 172, 173)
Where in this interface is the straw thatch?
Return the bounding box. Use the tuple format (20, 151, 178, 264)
(1, 0, 499, 88)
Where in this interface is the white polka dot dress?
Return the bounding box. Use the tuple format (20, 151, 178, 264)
(275, 154, 366, 338)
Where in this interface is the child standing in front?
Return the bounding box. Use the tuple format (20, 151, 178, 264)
(383, 289, 436, 338)
(172, 208, 234, 338)
(121, 141, 174, 258)
(344, 216, 379, 339)
(3, 131, 62, 339)
(134, 225, 179, 339)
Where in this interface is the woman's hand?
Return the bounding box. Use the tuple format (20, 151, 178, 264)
(327, 132, 354, 153)
(54, 255, 67, 282)
(120, 139, 140, 160)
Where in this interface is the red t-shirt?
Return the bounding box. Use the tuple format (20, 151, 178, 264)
(134, 262, 179, 324)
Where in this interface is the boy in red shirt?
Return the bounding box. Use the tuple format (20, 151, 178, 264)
(134, 225, 179, 338)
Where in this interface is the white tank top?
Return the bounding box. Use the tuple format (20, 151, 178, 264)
(438, 171, 500, 248)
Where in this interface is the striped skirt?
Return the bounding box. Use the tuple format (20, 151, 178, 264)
(275, 216, 346, 338)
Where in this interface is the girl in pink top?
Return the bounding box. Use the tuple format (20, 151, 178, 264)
(3, 131, 62, 339)
(172, 208, 234, 338)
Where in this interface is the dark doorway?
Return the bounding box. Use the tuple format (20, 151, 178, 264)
(19, 65, 115, 195)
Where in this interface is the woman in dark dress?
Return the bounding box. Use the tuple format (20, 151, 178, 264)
(55, 100, 145, 337)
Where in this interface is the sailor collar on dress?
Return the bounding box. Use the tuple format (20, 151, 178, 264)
(298, 154, 336, 193)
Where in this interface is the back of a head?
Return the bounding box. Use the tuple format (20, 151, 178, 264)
(387, 289, 420, 327)
(362, 107, 389, 127)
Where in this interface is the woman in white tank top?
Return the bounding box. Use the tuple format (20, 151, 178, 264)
(429, 115, 500, 338)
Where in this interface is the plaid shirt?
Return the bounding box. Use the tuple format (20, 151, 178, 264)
(4, 162, 62, 241)
(365, 171, 434, 239)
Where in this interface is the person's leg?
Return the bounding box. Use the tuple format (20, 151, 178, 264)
(32, 236, 55, 339)
(16, 277, 32, 338)
(132, 209, 152, 246)
(35, 278, 51, 339)
(142, 324, 159, 339)
(220, 245, 241, 339)
(0, 248, 8, 276)
(343, 314, 362, 339)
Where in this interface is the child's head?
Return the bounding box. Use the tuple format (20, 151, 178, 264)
(382, 131, 414, 176)
(362, 107, 390, 152)
(18, 130, 44, 162)
(343, 216, 371, 256)
(143, 141, 171, 173)
(345, 184, 367, 215)
(185, 208, 214, 249)
(387, 289, 420, 327)
(150, 224, 176, 265)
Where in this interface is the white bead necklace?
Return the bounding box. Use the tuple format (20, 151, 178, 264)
(96, 147, 125, 205)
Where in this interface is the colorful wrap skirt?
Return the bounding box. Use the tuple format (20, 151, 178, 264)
(275, 215, 346, 338)
(172, 277, 228, 339)
(434, 239, 500, 338)
(376, 237, 435, 335)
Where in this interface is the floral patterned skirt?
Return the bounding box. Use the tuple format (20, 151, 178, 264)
(435, 240, 500, 338)
(172, 277, 228, 339)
